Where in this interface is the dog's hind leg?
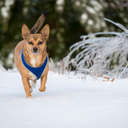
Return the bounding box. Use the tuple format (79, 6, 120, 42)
(29, 80, 37, 92)
(29, 80, 36, 88)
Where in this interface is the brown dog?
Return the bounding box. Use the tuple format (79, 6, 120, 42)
(14, 15, 50, 97)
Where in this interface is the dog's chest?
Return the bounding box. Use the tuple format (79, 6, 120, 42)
(28, 56, 42, 80)
(30, 58, 36, 67)
(30, 56, 41, 67)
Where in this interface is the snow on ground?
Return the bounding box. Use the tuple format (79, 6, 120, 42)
(0, 69, 128, 128)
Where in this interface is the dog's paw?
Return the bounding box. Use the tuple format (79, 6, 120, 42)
(26, 94, 32, 98)
(39, 88, 46, 92)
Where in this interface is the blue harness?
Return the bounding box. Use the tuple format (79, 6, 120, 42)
(21, 49, 48, 80)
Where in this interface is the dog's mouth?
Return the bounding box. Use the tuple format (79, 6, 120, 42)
(32, 51, 40, 54)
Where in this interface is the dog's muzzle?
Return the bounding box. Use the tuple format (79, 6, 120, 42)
(33, 47, 38, 53)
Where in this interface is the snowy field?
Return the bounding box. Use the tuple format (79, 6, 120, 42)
(0, 69, 128, 128)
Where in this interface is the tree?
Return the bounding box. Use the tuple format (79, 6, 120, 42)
(0, 0, 128, 69)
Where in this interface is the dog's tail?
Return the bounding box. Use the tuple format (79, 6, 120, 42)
(30, 14, 45, 34)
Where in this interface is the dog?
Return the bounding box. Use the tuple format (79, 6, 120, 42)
(14, 15, 50, 97)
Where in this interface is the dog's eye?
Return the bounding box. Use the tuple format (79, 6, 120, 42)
(38, 41, 43, 45)
(28, 42, 33, 45)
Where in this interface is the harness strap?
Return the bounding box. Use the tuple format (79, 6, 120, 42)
(21, 49, 48, 80)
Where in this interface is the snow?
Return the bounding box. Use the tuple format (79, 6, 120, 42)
(1, 0, 14, 18)
(0, 69, 128, 128)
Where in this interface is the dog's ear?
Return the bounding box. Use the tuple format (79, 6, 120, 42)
(22, 24, 30, 40)
(40, 24, 50, 40)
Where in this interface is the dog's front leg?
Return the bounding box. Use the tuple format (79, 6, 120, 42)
(39, 75, 47, 92)
(22, 77, 31, 97)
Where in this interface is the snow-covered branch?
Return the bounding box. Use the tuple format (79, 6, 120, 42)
(64, 18, 128, 78)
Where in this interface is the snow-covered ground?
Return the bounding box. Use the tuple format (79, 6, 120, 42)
(0, 69, 128, 128)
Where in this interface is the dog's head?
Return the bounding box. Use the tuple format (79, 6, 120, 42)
(22, 24, 50, 55)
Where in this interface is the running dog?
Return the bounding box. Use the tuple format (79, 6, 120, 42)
(14, 15, 50, 97)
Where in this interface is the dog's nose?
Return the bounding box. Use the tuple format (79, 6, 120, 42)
(33, 47, 38, 53)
